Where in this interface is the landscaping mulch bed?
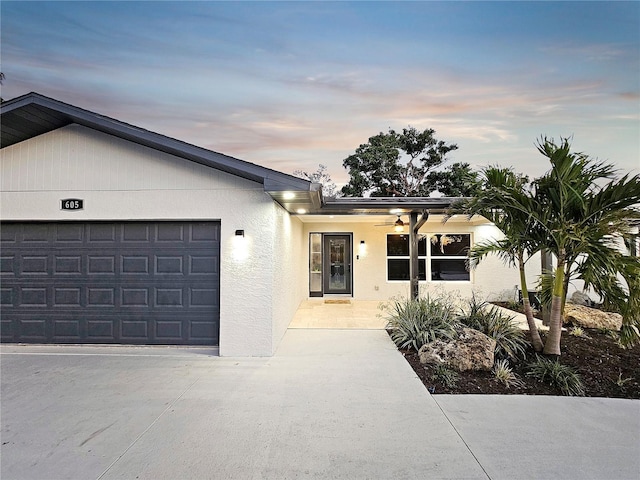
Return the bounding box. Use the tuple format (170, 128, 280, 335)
(399, 328, 640, 399)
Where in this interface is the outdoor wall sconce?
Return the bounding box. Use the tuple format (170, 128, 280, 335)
(233, 229, 249, 262)
(358, 239, 367, 259)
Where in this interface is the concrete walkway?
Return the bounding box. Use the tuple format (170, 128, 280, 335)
(2, 330, 638, 480)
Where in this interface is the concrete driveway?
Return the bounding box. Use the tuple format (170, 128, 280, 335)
(2, 329, 639, 480)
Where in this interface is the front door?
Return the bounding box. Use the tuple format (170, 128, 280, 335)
(323, 235, 352, 295)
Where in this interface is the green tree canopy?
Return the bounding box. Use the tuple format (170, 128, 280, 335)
(341, 126, 475, 197)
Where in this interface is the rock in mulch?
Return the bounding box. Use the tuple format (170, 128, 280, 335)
(563, 303, 622, 331)
(418, 327, 496, 372)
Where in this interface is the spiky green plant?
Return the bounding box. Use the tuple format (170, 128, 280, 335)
(431, 364, 459, 388)
(569, 326, 588, 338)
(493, 359, 525, 388)
(458, 295, 529, 359)
(526, 356, 585, 396)
(385, 295, 458, 351)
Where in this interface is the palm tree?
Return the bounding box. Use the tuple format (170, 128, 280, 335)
(533, 138, 640, 355)
(451, 167, 545, 352)
(453, 139, 640, 356)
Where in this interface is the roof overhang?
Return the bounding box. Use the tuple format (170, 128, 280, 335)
(1, 92, 317, 211)
(1, 93, 487, 221)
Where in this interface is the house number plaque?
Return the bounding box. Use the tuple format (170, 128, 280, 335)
(61, 198, 84, 210)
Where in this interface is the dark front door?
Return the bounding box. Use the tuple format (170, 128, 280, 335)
(323, 235, 352, 295)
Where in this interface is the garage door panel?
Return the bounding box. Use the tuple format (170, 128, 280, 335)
(190, 255, 218, 274)
(54, 287, 82, 306)
(21, 288, 48, 306)
(88, 223, 117, 242)
(155, 255, 183, 274)
(191, 223, 219, 241)
(22, 256, 49, 274)
(1, 255, 15, 274)
(1, 224, 19, 242)
(54, 319, 80, 338)
(157, 223, 184, 242)
(87, 320, 114, 339)
(122, 224, 150, 242)
(155, 288, 183, 307)
(21, 224, 49, 243)
(1, 222, 220, 345)
(89, 256, 116, 274)
(20, 318, 48, 339)
(1, 287, 14, 305)
(55, 224, 84, 242)
(54, 256, 82, 274)
(88, 288, 116, 306)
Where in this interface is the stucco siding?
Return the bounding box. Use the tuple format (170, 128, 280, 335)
(302, 220, 540, 304)
(1, 124, 281, 356)
(271, 208, 306, 354)
(218, 193, 279, 356)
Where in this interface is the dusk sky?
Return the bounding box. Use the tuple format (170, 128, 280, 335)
(2, 1, 639, 187)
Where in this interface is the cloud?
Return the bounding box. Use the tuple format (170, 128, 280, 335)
(540, 42, 631, 62)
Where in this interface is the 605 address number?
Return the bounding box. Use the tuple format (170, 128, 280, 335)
(61, 198, 84, 210)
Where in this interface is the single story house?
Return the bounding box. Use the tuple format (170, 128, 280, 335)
(1, 93, 535, 356)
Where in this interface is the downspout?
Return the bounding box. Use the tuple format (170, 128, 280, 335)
(409, 210, 429, 300)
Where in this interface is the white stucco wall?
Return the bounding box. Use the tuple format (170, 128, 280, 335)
(0, 124, 293, 356)
(271, 207, 306, 354)
(302, 218, 541, 304)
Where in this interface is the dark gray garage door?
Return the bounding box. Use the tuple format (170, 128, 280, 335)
(1, 222, 220, 345)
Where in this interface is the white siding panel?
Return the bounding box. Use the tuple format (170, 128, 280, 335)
(0, 124, 247, 192)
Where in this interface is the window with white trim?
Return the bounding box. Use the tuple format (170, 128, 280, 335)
(385, 233, 471, 282)
(386, 234, 426, 281)
(429, 234, 471, 281)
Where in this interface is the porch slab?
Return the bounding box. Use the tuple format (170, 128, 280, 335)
(289, 300, 387, 329)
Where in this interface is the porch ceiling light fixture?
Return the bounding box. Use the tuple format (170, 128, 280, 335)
(296, 208, 307, 214)
(394, 216, 405, 232)
(283, 192, 296, 200)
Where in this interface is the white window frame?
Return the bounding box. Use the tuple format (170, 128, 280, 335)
(385, 233, 427, 282)
(427, 233, 472, 282)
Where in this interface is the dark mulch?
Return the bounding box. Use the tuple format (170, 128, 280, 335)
(398, 328, 640, 399)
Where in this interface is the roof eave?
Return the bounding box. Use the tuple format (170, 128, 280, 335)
(1, 92, 312, 194)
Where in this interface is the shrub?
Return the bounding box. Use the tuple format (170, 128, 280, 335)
(493, 359, 525, 388)
(458, 294, 529, 359)
(431, 364, 459, 388)
(385, 295, 458, 351)
(569, 326, 589, 338)
(526, 356, 585, 396)
(619, 324, 640, 349)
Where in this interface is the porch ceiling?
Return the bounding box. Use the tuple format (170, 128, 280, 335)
(293, 196, 490, 225)
(296, 212, 490, 225)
